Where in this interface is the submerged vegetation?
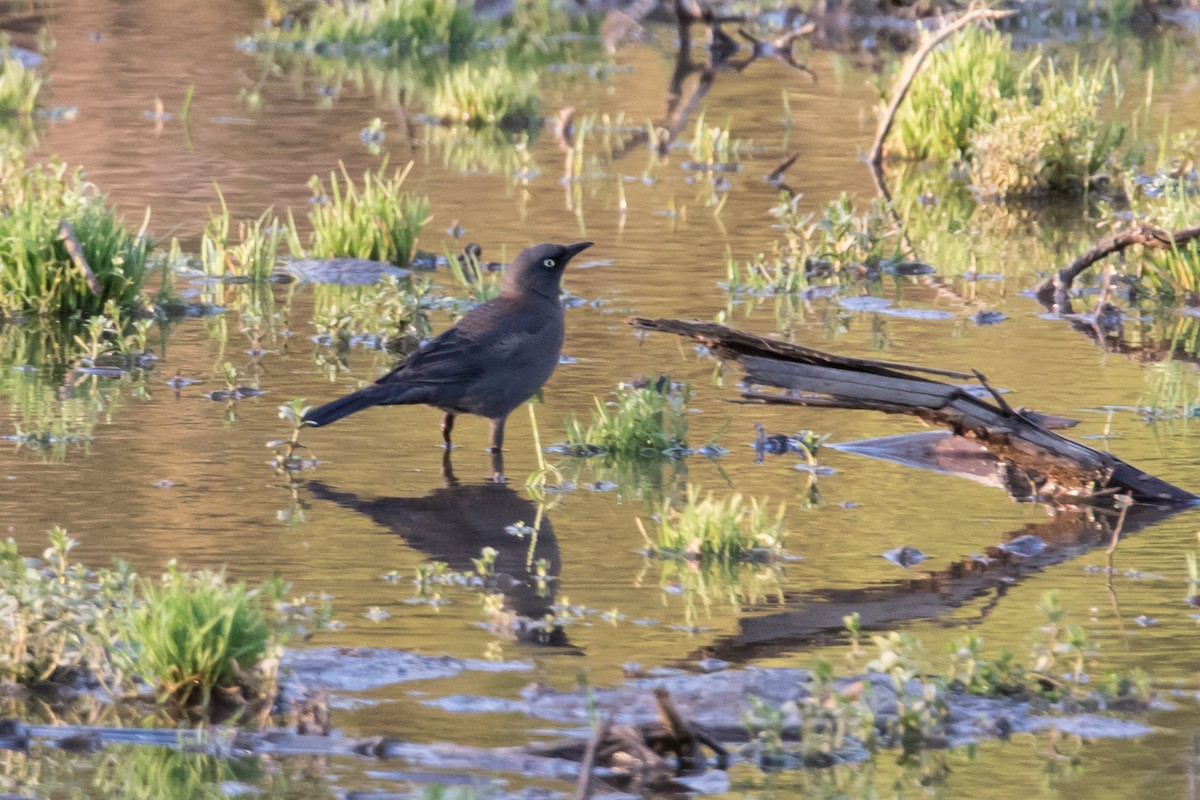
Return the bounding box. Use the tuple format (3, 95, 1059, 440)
(742, 593, 1153, 766)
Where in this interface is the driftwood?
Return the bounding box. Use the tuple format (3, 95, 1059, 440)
(1035, 222, 1200, 312)
(629, 317, 1198, 505)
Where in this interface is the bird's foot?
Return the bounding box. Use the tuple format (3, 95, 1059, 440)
(489, 471, 508, 484)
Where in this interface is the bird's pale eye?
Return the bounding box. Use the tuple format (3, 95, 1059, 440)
(542, 258, 556, 268)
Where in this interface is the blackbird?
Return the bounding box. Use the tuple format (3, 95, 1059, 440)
(305, 241, 593, 474)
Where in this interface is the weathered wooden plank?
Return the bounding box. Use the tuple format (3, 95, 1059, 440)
(630, 317, 1198, 505)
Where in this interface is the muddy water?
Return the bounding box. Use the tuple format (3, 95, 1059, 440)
(4, 0, 1200, 795)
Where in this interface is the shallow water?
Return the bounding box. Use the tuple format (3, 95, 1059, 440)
(4, 0, 1200, 796)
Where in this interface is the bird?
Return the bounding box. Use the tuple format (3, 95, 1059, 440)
(304, 241, 593, 478)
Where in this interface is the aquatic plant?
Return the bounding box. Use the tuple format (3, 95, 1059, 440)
(642, 484, 787, 563)
(564, 378, 693, 459)
(0, 155, 151, 318)
(887, 26, 1021, 161)
(269, 398, 317, 474)
(725, 193, 903, 294)
(305, 160, 431, 266)
(970, 59, 1126, 198)
(310, 274, 433, 362)
(0, 527, 135, 686)
(867, 631, 948, 752)
(427, 59, 540, 130)
(686, 112, 745, 167)
(125, 564, 275, 705)
(200, 187, 289, 282)
(250, 0, 478, 60)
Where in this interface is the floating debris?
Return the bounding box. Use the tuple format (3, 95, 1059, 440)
(882, 546, 929, 568)
(996, 535, 1047, 558)
(973, 310, 1008, 325)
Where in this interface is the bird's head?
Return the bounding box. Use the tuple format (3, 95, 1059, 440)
(501, 242, 593, 300)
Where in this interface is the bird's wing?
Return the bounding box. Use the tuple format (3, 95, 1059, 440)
(374, 297, 550, 387)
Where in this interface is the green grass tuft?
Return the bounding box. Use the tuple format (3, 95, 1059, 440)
(564, 379, 693, 459)
(0, 52, 41, 116)
(200, 186, 288, 282)
(126, 563, 273, 705)
(0, 156, 151, 318)
(306, 159, 431, 266)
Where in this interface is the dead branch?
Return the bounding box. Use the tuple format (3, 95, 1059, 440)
(630, 317, 1198, 505)
(867, 7, 1014, 171)
(1035, 222, 1200, 312)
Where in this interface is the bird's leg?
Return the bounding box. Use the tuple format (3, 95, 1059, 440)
(440, 412, 456, 448)
(488, 418, 506, 483)
(489, 449, 505, 484)
(441, 447, 459, 487)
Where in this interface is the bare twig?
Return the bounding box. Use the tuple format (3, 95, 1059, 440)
(867, 8, 1014, 170)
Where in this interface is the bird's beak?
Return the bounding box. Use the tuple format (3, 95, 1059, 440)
(562, 241, 594, 262)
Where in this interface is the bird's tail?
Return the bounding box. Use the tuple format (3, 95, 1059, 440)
(305, 386, 390, 427)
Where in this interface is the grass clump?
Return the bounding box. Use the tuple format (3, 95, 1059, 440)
(306, 159, 431, 266)
(427, 60, 539, 130)
(251, 0, 477, 60)
(126, 564, 273, 705)
(564, 378, 693, 459)
(970, 59, 1126, 198)
(200, 187, 289, 282)
(0, 530, 332, 712)
(888, 26, 1020, 161)
(0, 156, 151, 318)
(0, 38, 42, 116)
(641, 484, 787, 563)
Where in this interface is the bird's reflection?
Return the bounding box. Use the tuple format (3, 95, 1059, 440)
(306, 451, 569, 647)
